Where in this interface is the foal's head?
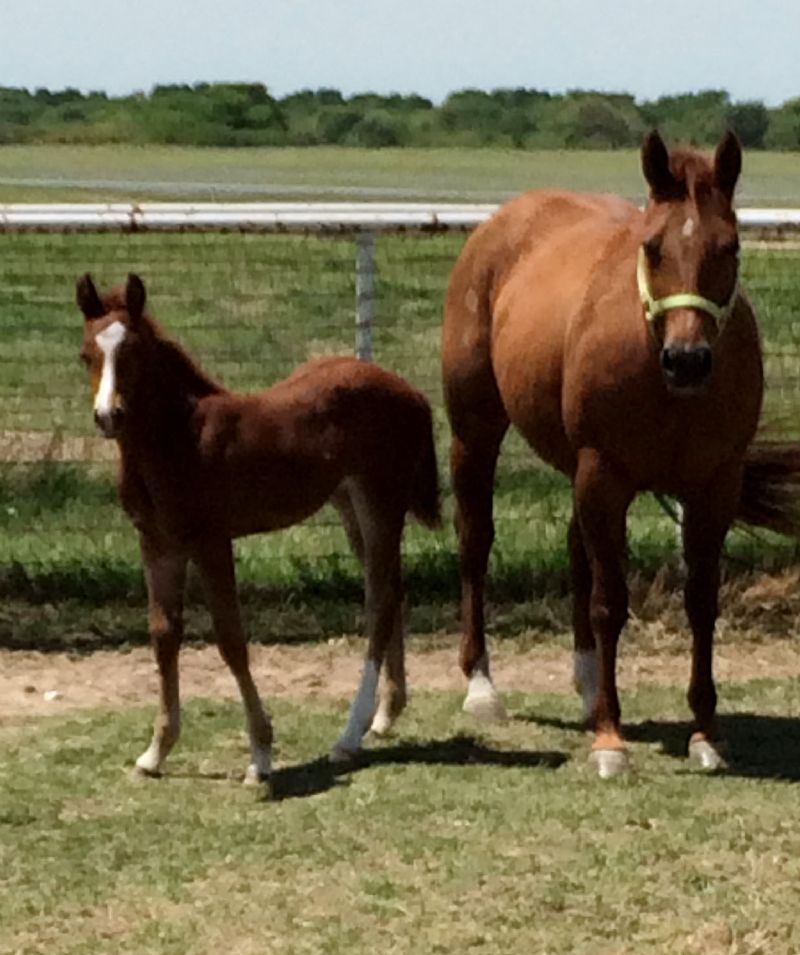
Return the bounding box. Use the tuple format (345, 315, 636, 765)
(639, 130, 742, 394)
(77, 273, 151, 439)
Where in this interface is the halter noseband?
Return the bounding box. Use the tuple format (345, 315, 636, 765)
(637, 246, 738, 327)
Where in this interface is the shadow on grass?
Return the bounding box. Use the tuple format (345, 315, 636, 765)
(269, 735, 567, 801)
(516, 710, 800, 782)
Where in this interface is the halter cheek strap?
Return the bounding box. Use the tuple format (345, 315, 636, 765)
(637, 246, 738, 327)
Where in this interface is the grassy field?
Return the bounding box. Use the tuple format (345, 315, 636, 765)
(1, 229, 800, 645)
(1, 147, 800, 646)
(2, 675, 800, 955)
(1, 144, 800, 204)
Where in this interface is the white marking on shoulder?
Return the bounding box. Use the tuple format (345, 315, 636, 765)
(682, 217, 695, 239)
(94, 321, 127, 415)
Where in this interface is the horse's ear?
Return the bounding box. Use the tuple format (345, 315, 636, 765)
(76, 273, 105, 320)
(125, 273, 146, 322)
(641, 130, 679, 200)
(714, 130, 742, 201)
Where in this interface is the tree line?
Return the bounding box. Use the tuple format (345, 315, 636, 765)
(1, 83, 799, 150)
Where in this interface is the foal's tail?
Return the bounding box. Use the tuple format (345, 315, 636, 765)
(410, 404, 442, 529)
(738, 441, 800, 535)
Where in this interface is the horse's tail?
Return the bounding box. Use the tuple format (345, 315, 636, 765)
(410, 403, 441, 529)
(738, 441, 800, 535)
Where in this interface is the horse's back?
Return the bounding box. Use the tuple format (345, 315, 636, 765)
(196, 356, 435, 534)
(443, 190, 639, 474)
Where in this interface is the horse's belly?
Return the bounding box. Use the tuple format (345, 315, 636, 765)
(492, 298, 574, 475)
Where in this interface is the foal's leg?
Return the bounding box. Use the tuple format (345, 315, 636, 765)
(194, 540, 273, 785)
(135, 536, 187, 776)
(333, 486, 407, 736)
(451, 423, 508, 720)
(569, 514, 597, 723)
(331, 492, 404, 760)
(681, 478, 739, 770)
(574, 449, 635, 778)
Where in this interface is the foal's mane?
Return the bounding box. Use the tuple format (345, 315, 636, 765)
(103, 287, 223, 401)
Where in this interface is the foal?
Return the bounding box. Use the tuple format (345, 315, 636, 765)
(77, 273, 440, 784)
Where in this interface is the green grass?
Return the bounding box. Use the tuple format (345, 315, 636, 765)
(1, 144, 800, 204)
(2, 680, 800, 954)
(1, 230, 800, 645)
(2, 152, 800, 645)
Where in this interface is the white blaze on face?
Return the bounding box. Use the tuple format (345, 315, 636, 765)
(681, 217, 695, 240)
(94, 321, 127, 417)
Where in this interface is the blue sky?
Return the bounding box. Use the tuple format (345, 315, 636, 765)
(3, 0, 798, 105)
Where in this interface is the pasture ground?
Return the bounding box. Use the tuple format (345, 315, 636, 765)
(2, 147, 800, 953)
(1, 144, 800, 204)
(2, 631, 800, 955)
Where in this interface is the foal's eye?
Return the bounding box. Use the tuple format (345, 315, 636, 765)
(79, 353, 91, 367)
(720, 238, 740, 257)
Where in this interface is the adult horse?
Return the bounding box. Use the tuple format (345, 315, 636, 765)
(77, 273, 440, 786)
(443, 131, 798, 776)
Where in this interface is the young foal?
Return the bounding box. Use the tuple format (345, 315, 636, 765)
(77, 273, 440, 784)
(443, 131, 799, 777)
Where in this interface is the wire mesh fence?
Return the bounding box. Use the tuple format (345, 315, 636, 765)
(1, 212, 800, 622)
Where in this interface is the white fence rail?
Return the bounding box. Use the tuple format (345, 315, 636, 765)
(2, 202, 800, 234)
(2, 202, 799, 362)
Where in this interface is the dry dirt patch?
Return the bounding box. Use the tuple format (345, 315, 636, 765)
(2, 637, 799, 722)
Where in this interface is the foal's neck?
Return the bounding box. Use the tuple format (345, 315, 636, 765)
(125, 328, 224, 448)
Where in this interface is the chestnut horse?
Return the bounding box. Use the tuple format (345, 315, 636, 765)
(77, 273, 440, 785)
(443, 131, 799, 777)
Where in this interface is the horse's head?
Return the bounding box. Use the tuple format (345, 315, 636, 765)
(639, 130, 742, 395)
(76, 272, 150, 439)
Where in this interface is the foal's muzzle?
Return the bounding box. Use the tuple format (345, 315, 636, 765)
(660, 343, 713, 392)
(94, 407, 124, 438)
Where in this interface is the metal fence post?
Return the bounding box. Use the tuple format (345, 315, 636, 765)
(355, 232, 376, 361)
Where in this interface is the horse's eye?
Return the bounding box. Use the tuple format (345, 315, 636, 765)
(79, 353, 90, 367)
(720, 238, 740, 257)
(644, 237, 662, 266)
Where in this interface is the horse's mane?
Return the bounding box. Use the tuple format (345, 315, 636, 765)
(667, 147, 715, 202)
(102, 288, 223, 400)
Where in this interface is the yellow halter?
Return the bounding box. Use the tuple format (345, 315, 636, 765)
(637, 246, 738, 326)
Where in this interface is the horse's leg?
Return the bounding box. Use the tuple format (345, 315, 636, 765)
(331, 489, 404, 760)
(681, 477, 739, 770)
(574, 449, 634, 777)
(193, 539, 273, 785)
(134, 535, 187, 776)
(332, 485, 407, 737)
(451, 422, 508, 720)
(569, 514, 597, 723)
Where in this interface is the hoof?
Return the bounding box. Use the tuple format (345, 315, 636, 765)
(243, 764, 272, 788)
(329, 743, 360, 764)
(131, 763, 162, 780)
(369, 710, 395, 737)
(462, 690, 508, 723)
(689, 738, 727, 771)
(589, 748, 629, 779)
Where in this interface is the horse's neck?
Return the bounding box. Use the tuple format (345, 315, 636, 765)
(123, 336, 222, 451)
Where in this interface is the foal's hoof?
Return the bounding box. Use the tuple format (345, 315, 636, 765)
(589, 749, 630, 779)
(369, 710, 395, 737)
(689, 738, 727, 771)
(131, 763, 162, 780)
(329, 742, 360, 765)
(462, 689, 508, 723)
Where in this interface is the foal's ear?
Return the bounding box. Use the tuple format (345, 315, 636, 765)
(125, 273, 146, 321)
(76, 273, 105, 320)
(714, 130, 742, 201)
(641, 130, 679, 200)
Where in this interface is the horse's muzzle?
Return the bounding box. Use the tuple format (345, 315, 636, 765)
(94, 408, 124, 438)
(660, 343, 713, 392)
